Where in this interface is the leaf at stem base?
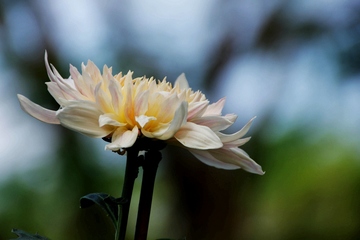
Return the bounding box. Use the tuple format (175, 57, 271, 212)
(11, 229, 49, 240)
(80, 192, 126, 229)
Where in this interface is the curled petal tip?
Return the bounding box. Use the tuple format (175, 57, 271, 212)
(17, 94, 60, 124)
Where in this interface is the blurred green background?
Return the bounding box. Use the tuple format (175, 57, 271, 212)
(1, 0, 360, 239)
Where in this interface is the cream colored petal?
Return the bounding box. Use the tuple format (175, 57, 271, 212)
(224, 113, 237, 123)
(174, 73, 189, 89)
(99, 113, 126, 127)
(188, 149, 240, 170)
(187, 101, 209, 120)
(142, 122, 168, 138)
(156, 101, 188, 140)
(192, 115, 234, 132)
(153, 93, 181, 122)
(45, 52, 81, 100)
(174, 122, 223, 150)
(108, 79, 123, 114)
(56, 101, 111, 138)
(17, 94, 60, 124)
(70, 64, 92, 98)
(105, 126, 139, 150)
(140, 128, 156, 139)
(135, 115, 157, 128)
(223, 137, 251, 148)
(84, 60, 102, 84)
(217, 117, 256, 143)
(44, 51, 58, 83)
(124, 72, 134, 124)
(203, 97, 226, 116)
(45, 82, 68, 105)
(94, 82, 112, 112)
(209, 148, 264, 175)
(134, 90, 149, 116)
(81, 70, 96, 94)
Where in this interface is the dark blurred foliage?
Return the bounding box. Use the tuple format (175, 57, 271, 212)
(1, 0, 360, 240)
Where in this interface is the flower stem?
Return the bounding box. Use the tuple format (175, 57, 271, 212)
(116, 147, 140, 240)
(134, 150, 162, 240)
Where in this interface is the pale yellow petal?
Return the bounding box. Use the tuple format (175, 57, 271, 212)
(99, 113, 126, 127)
(134, 90, 149, 116)
(135, 115, 157, 128)
(105, 126, 139, 150)
(156, 101, 188, 140)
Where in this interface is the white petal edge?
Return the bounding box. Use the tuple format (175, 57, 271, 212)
(192, 115, 234, 132)
(187, 100, 209, 120)
(223, 137, 251, 148)
(174, 73, 189, 89)
(217, 116, 256, 143)
(188, 149, 240, 170)
(99, 114, 126, 127)
(203, 97, 226, 116)
(209, 148, 264, 175)
(17, 94, 60, 124)
(135, 115, 157, 128)
(105, 126, 139, 150)
(174, 122, 223, 150)
(56, 101, 112, 137)
(155, 101, 188, 140)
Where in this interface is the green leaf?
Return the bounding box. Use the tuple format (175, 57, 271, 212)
(11, 229, 49, 240)
(80, 193, 125, 229)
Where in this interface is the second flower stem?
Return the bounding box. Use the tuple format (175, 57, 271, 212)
(116, 147, 140, 240)
(134, 150, 162, 240)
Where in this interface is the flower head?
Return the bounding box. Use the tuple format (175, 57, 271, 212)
(18, 52, 264, 175)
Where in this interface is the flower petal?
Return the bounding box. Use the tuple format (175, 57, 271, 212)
(134, 90, 149, 116)
(188, 149, 240, 170)
(99, 113, 126, 127)
(209, 148, 264, 175)
(45, 82, 63, 104)
(223, 137, 251, 148)
(217, 117, 256, 143)
(94, 82, 112, 112)
(108, 79, 123, 114)
(17, 94, 60, 124)
(187, 100, 209, 120)
(155, 101, 188, 140)
(174, 73, 189, 89)
(45, 52, 81, 100)
(135, 115, 157, 128)
(105, 126, 139, 150)
(124, 72, 135, 124)
(56, 101, 112, 137)
(192, 115, 234, 132)
(70, 64, 92, 97)
(174, 122, 223, 150)
(203, 97, 226, 116)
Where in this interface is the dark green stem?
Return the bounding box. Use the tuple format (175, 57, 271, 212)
(134, 150, 162, 240)
(116, 147, 140, 240)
